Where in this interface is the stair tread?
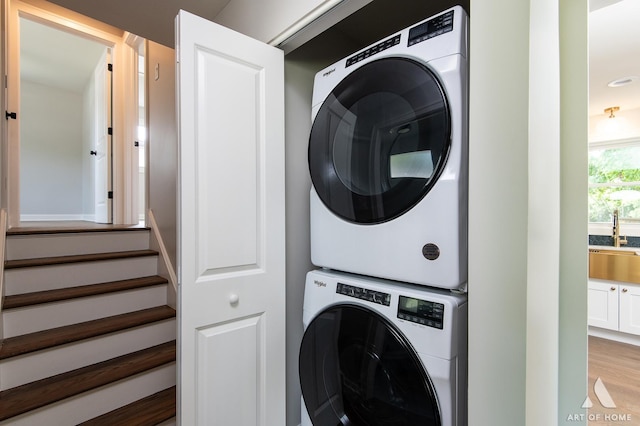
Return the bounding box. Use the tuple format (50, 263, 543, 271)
(0, 341, 176, 422)
(0, 306, 176, 360)
(4, 249, 158, 269)
(7, 225, 150, 236)
(78, 386, 176, 426)
(3, 275, 169, 310)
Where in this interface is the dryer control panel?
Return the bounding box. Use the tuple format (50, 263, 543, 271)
(345, 34, 400, 67)
(408, 10, 454, 46)
(397, 296, 445, 329)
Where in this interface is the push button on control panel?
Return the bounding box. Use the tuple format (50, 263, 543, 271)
(346, 35, 401, 68)
(336, 283, 391, 306)
(408, 10, 454, 46)
(397, 295, 444, 329)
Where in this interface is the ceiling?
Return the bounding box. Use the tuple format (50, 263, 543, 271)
(31, 0, 640, 119)
(20, 17, 106, 93)
(588, 0, 640, 117)
(46, 0, 231, 48)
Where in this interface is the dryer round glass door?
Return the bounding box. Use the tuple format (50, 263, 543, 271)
(299, 304, 441, 426)
(309, 57, 450, 224)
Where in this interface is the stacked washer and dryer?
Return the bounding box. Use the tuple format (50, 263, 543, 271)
(300, 6, 469, 426)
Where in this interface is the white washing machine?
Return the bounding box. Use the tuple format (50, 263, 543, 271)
(308, 6, 468, 290)
(299, 269, 467, 426)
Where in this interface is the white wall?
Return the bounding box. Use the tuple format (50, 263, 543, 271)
(283, 58, 319, 426)
(559, 0, 589, 422)
(20, 80, 85, 217)
(468, 1, 588, 425)
(468, 1, 529, 422)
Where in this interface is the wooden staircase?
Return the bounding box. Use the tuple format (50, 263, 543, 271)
(0, 225, 176, 425)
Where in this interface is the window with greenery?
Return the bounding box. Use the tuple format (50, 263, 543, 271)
(589, 143, 640, 223)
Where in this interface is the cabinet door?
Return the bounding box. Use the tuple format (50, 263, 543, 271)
(619, 285, 640, 335)
(588, 280, 618, 330)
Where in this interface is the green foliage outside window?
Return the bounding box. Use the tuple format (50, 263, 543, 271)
(589, 144, 640, 222)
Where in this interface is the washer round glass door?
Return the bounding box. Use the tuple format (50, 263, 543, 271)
(299, 305, 441, 426)
(309, 57, 450, 224)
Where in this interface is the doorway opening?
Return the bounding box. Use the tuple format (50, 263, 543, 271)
(586, 0, 640, 423)
(19, 16, 113, 223)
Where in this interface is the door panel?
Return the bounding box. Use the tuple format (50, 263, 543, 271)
(196, 315, 264, 425)
(94, 48, 112, 223)
(195, 47, 261, 273)
(177, 10, 285, 426)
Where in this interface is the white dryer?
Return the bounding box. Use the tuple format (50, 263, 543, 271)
(299, 269, 467, 426)
(308, 6, 468, 290)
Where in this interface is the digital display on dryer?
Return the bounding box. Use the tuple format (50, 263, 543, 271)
(397, 296, 444, 329)
(408, 10, 454, 46)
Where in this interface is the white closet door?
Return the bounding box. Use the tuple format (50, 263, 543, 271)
(93, 47, 112, 224)
(176, 10, 286, 426)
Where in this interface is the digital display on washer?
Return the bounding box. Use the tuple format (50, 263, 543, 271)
(336, 283, 391, 306)
(408, 10, 454, 46)
(397, 296, 444, 329)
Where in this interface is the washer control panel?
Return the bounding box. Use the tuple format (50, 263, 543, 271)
(408, 10, 454, 46)
(397, 296, 445, 329)
(336, 283, 391, 306)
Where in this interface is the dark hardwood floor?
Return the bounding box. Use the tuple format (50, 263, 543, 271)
(588, 336, 640, 425)
(8, 220, 146, 234)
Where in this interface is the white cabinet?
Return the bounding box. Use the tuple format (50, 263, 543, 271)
(588, 280, 619, 330)
(588, 279, 640, 336)
(619, 284, 640, 335)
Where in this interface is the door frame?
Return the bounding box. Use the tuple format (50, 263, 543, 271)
(3, 0, 138, 226)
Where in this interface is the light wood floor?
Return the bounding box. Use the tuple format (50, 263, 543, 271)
(588, 336, 640, 425)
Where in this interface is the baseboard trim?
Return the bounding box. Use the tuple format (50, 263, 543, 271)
(589, 326, 640, 346)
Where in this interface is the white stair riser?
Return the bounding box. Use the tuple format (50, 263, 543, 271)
(4, 257, 158, 295)
(0, 363, 176, 426)
(1, 318, 176, 390)
(3, 285, 168, 337)
(6, 231, 150, 260)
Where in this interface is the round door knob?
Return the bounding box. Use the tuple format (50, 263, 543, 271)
(90, 150, 97, 156)
(611, 287, 617, 291)
(622, 288, 629, 293)
(229, 293, 240, 305)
